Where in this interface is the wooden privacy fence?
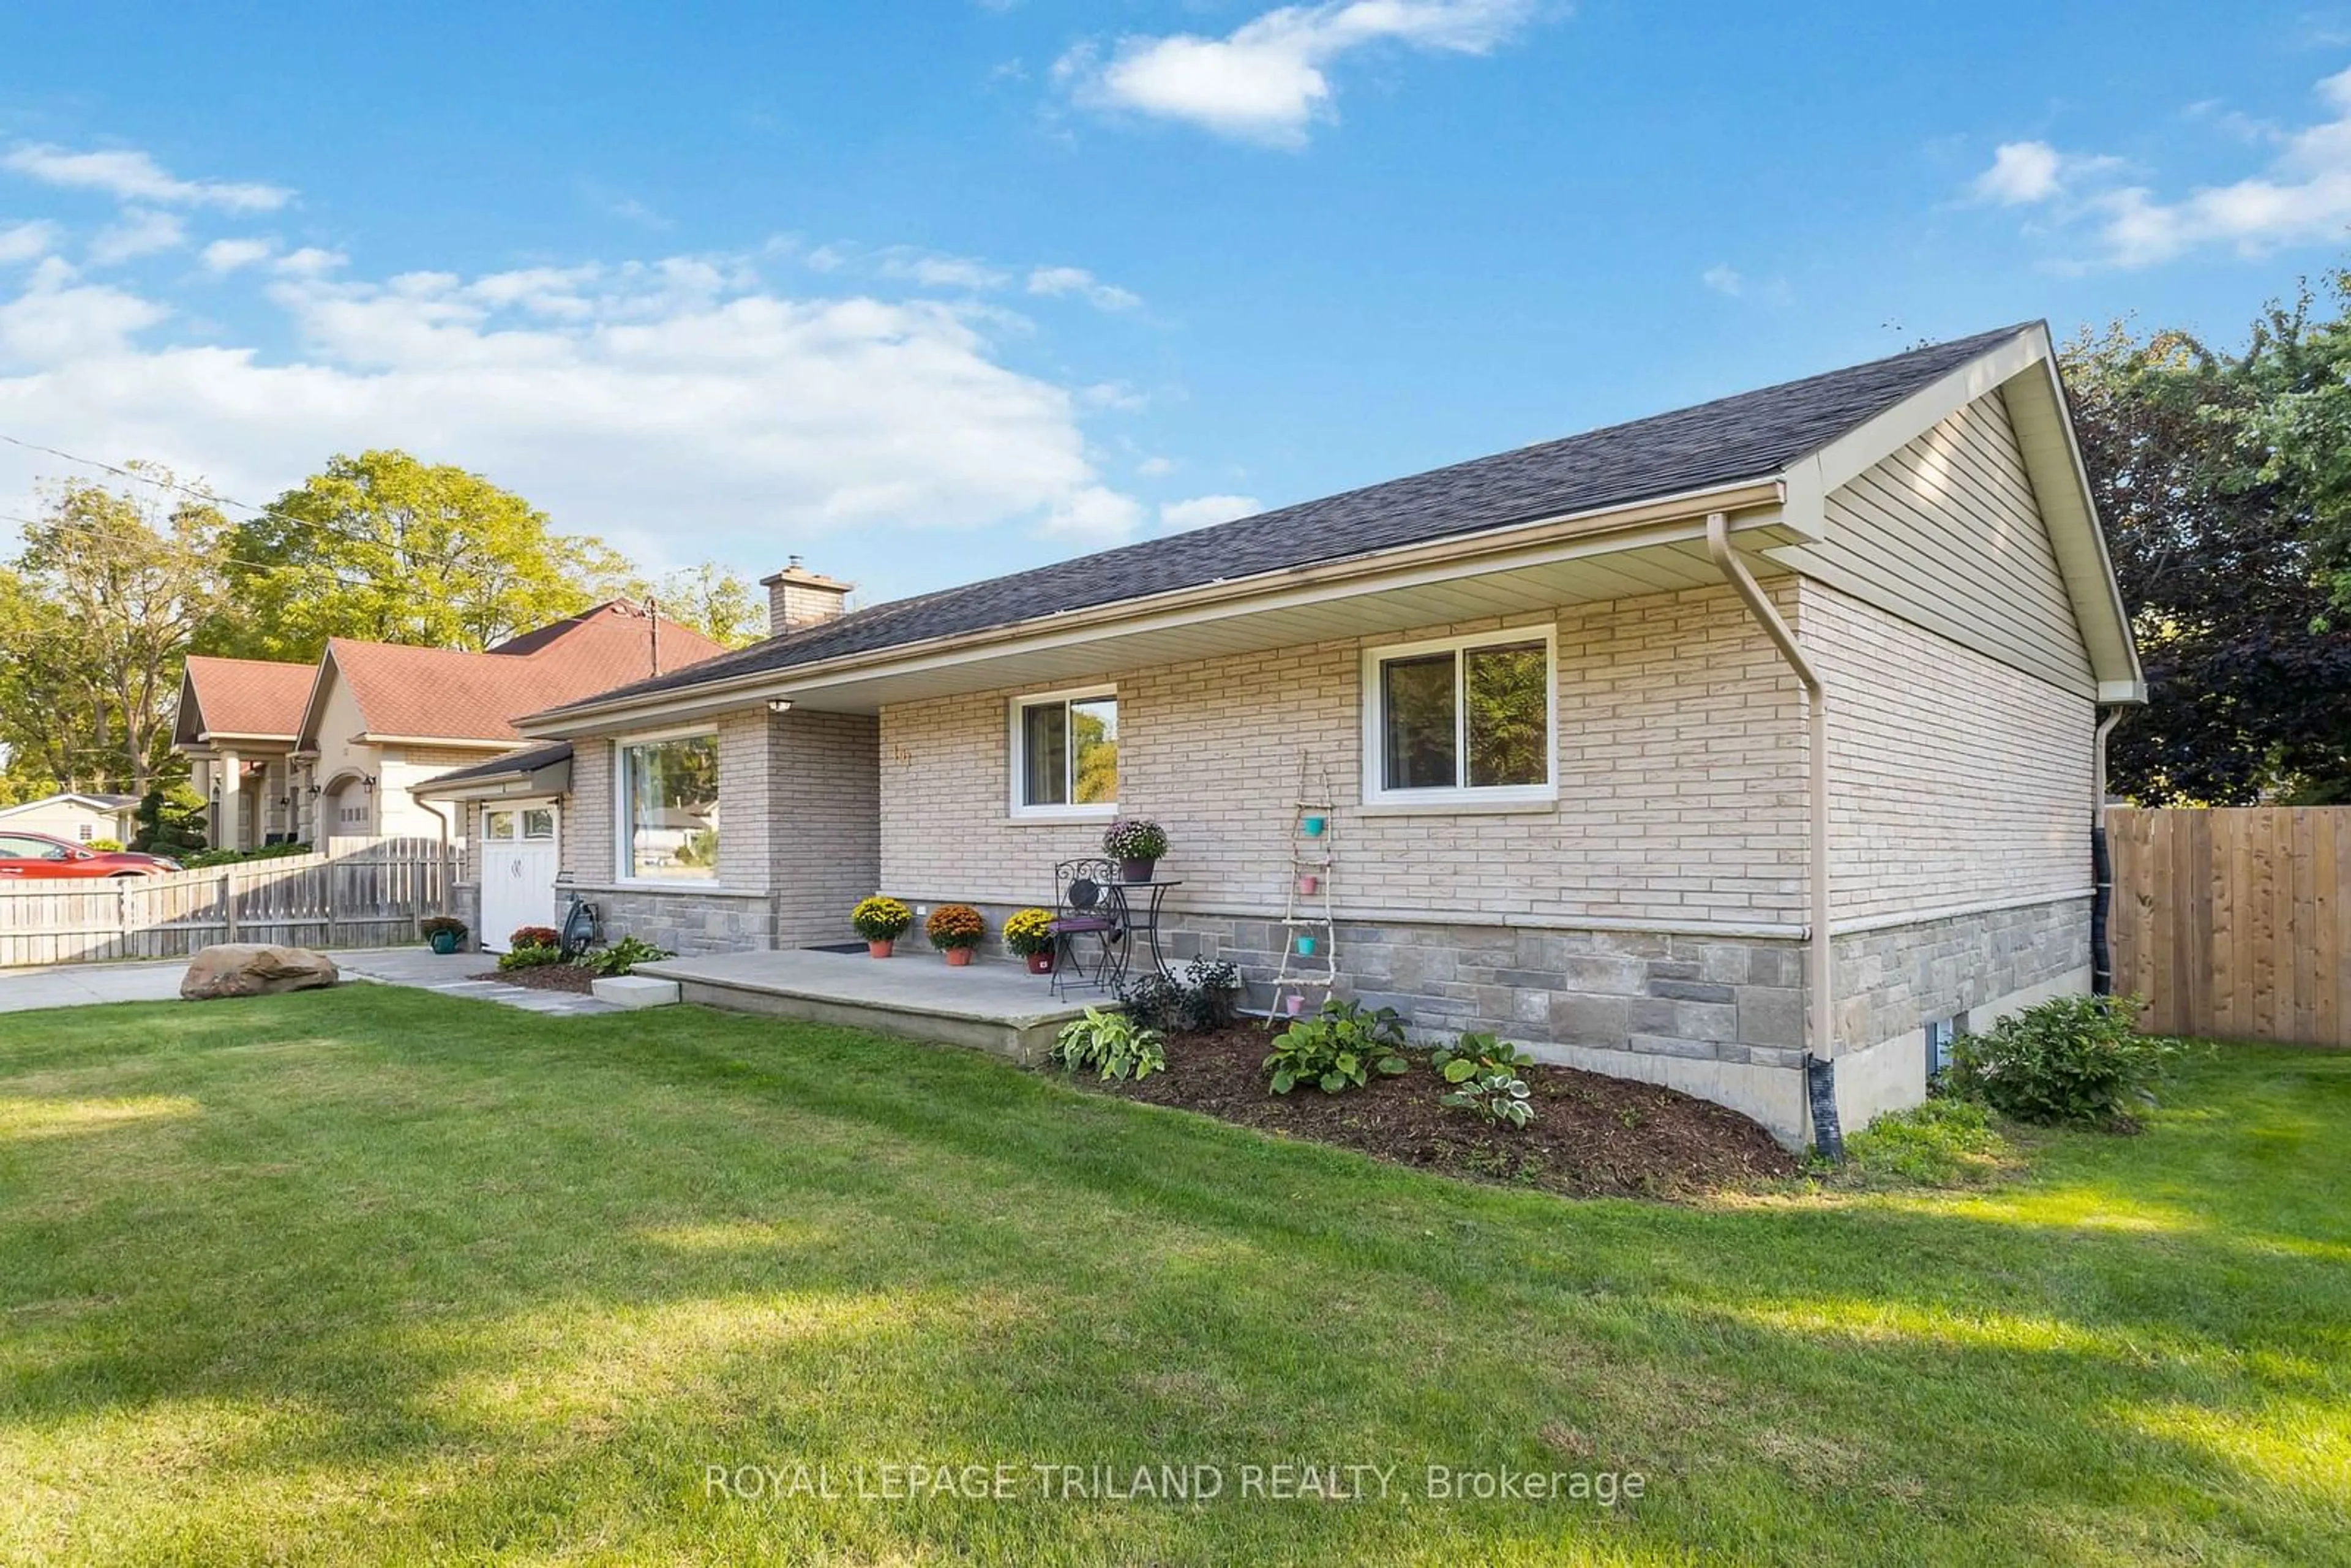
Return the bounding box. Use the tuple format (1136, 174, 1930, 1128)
(2108, 806, 2351, 1046)
(0, 838, 460, 969)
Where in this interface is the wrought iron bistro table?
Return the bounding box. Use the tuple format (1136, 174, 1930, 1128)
(1104, 877, 1183, 984)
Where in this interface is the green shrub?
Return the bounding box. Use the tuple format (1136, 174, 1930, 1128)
(1052, 1006, 1165, 1081)
(580, 936, 673, 977)
(86, 838, 124, 853)
(1264, 998, 1408, 1095)
(497, 943, 563, 971)
(1836, 1099, 2015, 1187)
(1945, 994, 2185, 1127)
(1116, 957, 1240, 1034)
(182, 841, 312, 869)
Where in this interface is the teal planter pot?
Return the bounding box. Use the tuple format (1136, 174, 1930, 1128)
(1295, 934, 1317, 957)
(1302, 815, 1327, 836)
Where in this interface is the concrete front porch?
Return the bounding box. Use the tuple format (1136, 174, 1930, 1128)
(635, 948, 1103, 1062)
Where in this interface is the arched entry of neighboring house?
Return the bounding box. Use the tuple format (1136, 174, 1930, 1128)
(479, 801, 560, 953)
(318, 771, 373, 843)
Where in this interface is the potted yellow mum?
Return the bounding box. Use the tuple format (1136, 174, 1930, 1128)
(851, 895, 913, 958)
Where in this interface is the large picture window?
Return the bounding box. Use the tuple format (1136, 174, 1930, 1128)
(618, 733, 721, 880)
(1362, 629, 1554, 806)
(1010, 688, 1118, 819)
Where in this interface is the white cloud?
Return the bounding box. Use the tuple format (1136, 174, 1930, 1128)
(876, 247, 1009, 291)
(0, 241, 1151, 572)
(1042, 484, 1148, 539)
(1058, 0, 1539, 146)
(88, 208, 186, 266)
(0, 220, 59, 264)
(1700, 263, 1744, 297)
(1159, 493, 1262, 531)
(1135, 454, 1175, 477)
(1973, 68, 2351, 266)
(272, 246, 347, 278)
(2, 143, 292, 211)
(201, 238, 274, 272)
(1027, 264, 1141, 310)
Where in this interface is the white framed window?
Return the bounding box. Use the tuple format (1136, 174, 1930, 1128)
(522, 806, 555, 841)
(1008, 686, 1119, 821)
(1360, 627, 1556, 808)
(615, 731, 721, 882)
(484, 809, 517, 841)
(76, 823, 94, 842)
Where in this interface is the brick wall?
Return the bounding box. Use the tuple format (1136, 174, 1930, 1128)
(769, 708, 880, 947)
(878, 583, 1810, 928)
(1803, 581, 2094, 924)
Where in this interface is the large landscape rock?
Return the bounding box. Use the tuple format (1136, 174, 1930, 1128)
(181, 944, 340, 1001)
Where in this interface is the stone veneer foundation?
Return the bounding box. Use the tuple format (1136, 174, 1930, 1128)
(903, 891, 2088, 1146)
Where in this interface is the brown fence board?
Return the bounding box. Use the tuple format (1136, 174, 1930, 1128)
(0, 838, 460, 969)
(2109, 806, 2351, 1046)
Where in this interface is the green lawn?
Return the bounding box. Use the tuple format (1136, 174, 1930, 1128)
(1, 989, 2344, 1566)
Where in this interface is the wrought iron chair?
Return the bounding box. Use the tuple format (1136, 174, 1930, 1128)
(1047, 857, 1125, 997)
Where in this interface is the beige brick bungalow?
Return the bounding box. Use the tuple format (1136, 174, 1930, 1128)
(462, 324, 2143, 1146)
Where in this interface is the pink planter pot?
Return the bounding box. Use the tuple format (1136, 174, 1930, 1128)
(866, 939, 894, 959)
(944, 947, 975, 967)
(1297, 873, 1319, 896)
(1284, 993, 1307, 1016)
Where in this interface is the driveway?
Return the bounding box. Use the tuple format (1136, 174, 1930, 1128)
(0, 947, 617, 1017)
(0, 960, 188, 1013)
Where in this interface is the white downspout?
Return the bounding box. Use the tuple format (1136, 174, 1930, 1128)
(1705, 513, 1836, 1144)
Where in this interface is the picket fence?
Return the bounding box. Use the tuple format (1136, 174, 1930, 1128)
(0, 838, 461, 968)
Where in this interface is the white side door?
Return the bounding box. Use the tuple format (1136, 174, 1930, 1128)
(479, 802, 561, 951)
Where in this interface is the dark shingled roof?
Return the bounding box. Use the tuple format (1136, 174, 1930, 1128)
(413, 740, 574, 792)
(557, 324, 2032, 713)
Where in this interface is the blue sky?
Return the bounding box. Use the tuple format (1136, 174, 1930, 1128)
(3, 1, 2350, 607)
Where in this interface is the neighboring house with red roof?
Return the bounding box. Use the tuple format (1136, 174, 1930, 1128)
(173, 603, 724, 850)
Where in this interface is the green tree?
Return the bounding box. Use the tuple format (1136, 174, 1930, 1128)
(1, 468, 230, 795)
(207, 450, 639, 660)
(2066, 296, 2351, 804)
(652, 561, 765, 648)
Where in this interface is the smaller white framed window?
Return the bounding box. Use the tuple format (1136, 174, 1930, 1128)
(1008, 686, 1119, 821)
(484, 809, 517, 841)
(1360, 626, 1557, 808)
(76, 823, 94, 842)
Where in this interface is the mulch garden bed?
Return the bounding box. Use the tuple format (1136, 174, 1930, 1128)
(1092, 1024, 1797, 1200)
(470, 964, 596, 995)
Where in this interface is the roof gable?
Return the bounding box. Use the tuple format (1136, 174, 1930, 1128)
(302, 604, 729, 745)
(178, 656, 317, 743)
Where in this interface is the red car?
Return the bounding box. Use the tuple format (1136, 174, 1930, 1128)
(0, 831, 181, 879)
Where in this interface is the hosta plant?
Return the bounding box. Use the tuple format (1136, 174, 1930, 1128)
(1442, 1070, 1537, 1129)
(1264, 999, 1408, 1095)
(1431, 1030, 1532, 1086)
(1052, 1006, 1166, 1081)
(581, 936, 674, 977)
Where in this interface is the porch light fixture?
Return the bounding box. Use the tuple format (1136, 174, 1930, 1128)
(767, 699, 795, 714)
(361, 776, 377, 793)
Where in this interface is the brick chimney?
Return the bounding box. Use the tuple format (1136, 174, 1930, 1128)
(760, 556, 853, 637)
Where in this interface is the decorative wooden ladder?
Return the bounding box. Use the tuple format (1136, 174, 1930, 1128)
(1267, 750, 1338, 1024)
